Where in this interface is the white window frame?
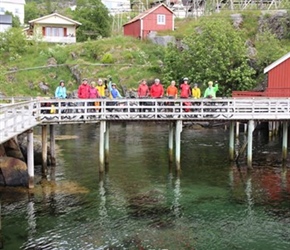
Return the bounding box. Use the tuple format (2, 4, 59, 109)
(157, 14, 166, 25)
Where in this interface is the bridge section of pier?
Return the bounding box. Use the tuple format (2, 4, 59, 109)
(1, 97, 289, 188)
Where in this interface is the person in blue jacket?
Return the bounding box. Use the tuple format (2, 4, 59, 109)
(108, 77, 122, 99)
(55, 80, 67, 99)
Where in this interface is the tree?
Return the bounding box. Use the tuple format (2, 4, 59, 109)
(163, 18, 256, 96)
(0, 28, 28, 56)
(5, 11, 21, 28)
(73, 0, 112, 42)
(25, 2, 42, 23)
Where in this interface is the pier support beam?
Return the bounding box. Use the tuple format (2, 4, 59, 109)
(50, 125, 56, 166)
(247, 120, 254, 168)
(175, 120, 183, 170)
(27, 129, 34, 188)
(105, 121, 110, 164)
(99, 121, 106, 172)
(229, 121, 235, 161)
(235, 122, 240, 138)
(168, 122, 174, 162)
(282, 121, 288, 161)
(41, 125, 48, 175)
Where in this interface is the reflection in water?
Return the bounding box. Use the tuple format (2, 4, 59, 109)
(26, 196, 36, 238)
(1, 123, 290, 249)
(172, 176, 182, 219)
(245, 175, 253, 216)
(98, 174, 108, 224)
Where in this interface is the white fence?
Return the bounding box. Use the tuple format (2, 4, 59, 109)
(35, 97, 290, 123)
(0, 101, 40, 144)
(1, 97, 290, 143)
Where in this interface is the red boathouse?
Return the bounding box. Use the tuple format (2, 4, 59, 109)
(232, 52, 290, 97)
(123, 3, 174, 39)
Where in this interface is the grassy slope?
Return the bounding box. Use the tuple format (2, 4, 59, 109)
(1, 36, 165, 97)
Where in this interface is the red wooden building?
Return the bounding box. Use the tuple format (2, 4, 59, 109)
(123, 3, 174, 39)
(232, 52, 290, 97)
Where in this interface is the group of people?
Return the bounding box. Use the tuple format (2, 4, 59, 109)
(54, 77, 123, 100)
(137, 77, 219, 99)
(54, 77, 219, 100)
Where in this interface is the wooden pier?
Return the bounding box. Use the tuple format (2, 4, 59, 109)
(1, 97, 290, 187)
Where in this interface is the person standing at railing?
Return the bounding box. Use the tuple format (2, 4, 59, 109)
(150, 78, 164, 115)
(180, 77, 191, 98)
(166, 80, 178, 113)
(150, 78, 164, 98)
(89, 81, 100, 113)
(96, 78, 106, 98)
(192, 83, 202, 115)
(54, 80, 67, 114)
(77, 78, 90, 116)
(180, 77, 192, 112)
(204, 81, 219, 98)
(138, 80, 150, 114)
(166, 80, 178, 99)
(108, 77, 123, 99)
(55, 80, 67, 99)
(192, 83, 201, 99)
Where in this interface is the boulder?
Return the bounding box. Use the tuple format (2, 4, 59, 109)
(0, 144, 6, 157)
(3, 138, 25, 161)
(0, 157, 28, 186)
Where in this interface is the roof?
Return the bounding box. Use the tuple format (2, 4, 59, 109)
(123, 3, 173, 26)
(29, 13, 81, 26)
(0, 15, 12, 24)
(1, 0, 25, 4)
(264, 51, 290, 74)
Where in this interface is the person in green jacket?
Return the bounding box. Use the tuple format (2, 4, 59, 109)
(204, 81, 219, 98)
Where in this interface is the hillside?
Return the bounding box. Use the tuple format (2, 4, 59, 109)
(1, 9, 290, 97)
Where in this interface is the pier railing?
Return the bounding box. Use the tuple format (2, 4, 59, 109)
(0, 100, 40, 143)
(34, 97, 290, 123)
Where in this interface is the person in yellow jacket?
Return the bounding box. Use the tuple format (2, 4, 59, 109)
(192, 83, 201, 99)
(96, 78, 106, 98)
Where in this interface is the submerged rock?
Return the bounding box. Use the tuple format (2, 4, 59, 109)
(0, 157, 28, 186)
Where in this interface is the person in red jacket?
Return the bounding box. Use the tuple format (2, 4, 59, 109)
(138, 79, 150, 114)
(77, 78, 90, 117)
(150, 78, 164, 98)
(78, 78, 90, 99)
(180, 77, 191, 98)
(138, 80, 149, 98)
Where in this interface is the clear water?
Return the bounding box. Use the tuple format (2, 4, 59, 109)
(1, 122, 290, 250)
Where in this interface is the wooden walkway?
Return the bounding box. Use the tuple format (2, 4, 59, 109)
(1, 97, 290, 144)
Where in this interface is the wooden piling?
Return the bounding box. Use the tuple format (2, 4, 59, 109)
(168, 121, 174, 162)
(27, 129, 34, 188)
(41, 125, 48, 175)
(49, 125, 56, 166)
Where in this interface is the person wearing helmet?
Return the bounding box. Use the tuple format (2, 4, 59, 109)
(55, 80, 67, 99)
(180, 77, 191, 98)
(204, 81, 219, 98)
(192, 83, 201, 99)
(108, 77, 123, 99)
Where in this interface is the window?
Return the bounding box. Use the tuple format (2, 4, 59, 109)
(45, 27, 65, 37)
(15, 8, 19, 14)
(0, 7, 5, 13)
(157, 14, 166, 25)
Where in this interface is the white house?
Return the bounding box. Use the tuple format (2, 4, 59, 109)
(101, 0, 131, 15)
(27, 13, 81, 44)
(0, 14, 12, 32)
(0, 0, 25, 24)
